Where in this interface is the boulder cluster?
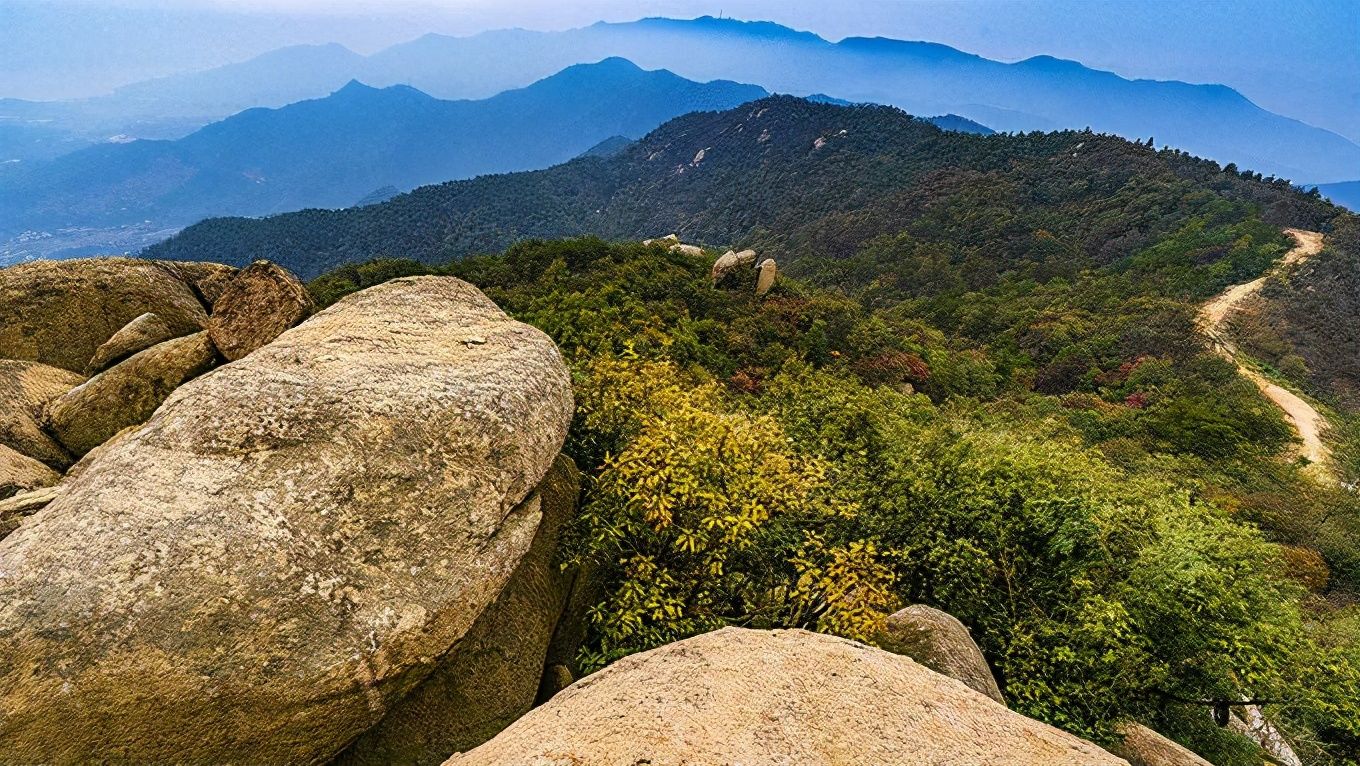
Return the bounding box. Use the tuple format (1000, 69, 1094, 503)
(0, 256, 1208, 765)
(0, 258, 586, 764)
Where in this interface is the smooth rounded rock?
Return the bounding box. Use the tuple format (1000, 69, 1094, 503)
(881, 604, 1006, 705)
(1111, 723, 1212, 766)
(0, 276, 574, 764)
(84, 312, 182, 375)
(206, 260, 314, 361)
(45, 332, 220, 458)
(447, 628, 1127, 766)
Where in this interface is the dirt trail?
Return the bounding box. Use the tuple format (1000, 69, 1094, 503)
(1198, 229, 1330, 472)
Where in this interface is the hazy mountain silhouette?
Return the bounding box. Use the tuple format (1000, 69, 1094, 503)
(9, 16, 1349, 183)
(0, 59, 766, 251)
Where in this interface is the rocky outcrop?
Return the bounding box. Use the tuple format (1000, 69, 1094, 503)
(0, 258, 212, 373)
(84, 312, 181, 375)
(447, 628, 1127, 766)
(1110, 723, 1212, 766)
(338, 455, 582, 765)
(711, 248, 757, 284)
(0, 276, 574, 764)
(0, 360, 84, 468)
(207, 260, 315, 361)
(44, 332, 220, 458)
(755, 257, 778, 296)
(880, 604, 1005, 704)
(0, 445, 59, 502)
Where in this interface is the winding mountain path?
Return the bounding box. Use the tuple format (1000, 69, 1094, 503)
(1198, 229, 1330, 471)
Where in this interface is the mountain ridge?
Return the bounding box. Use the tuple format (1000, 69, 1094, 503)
(5, 16, 1355, 183)
(144, 94, 1340, 280)
(0, 59, 768, 261)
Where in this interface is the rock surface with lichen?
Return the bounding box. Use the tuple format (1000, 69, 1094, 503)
(0, 276, 574, 764)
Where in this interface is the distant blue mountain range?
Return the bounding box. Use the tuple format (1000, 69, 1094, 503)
(0, 59, 766, 258)
(3, 16, 1353, 184)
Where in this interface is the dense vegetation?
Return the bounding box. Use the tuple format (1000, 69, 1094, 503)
(287, 96, 1360, 762)
(147, 96, 1336, 279)
(311, 219, 1359, 763)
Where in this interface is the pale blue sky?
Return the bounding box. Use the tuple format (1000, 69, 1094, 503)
(3, 0, 1356, 140)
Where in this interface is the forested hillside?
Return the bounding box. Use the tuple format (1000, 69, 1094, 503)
(149, 96, 1337, 280)
(306, 222, 1360, 763)
(287, 109, 1360, 760)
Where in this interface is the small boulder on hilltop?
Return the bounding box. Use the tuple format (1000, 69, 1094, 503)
(84, 312, 182, 375)
(44, 331, 220, 458)
(0, 360, 85, 469)
(0, 258, 214, 373)
(446, 628, 1126, 766)
(207, 260, 316, 361)
(880, 604, 1006, 705)
(0, 276, 574, 765)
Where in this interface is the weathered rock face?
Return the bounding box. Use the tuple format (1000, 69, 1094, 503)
(881, 604, 1006, 705)
(0, 276, 574, 764)
(447, 628, 1128, 766)
(0, 445, 59, 502)
(0, 258, 212, 373)
(338, 455, 582, 766)
(1110, 723, 1212, 766)
(84, 312, 181, 375)
(0, 360, 84, 469)
(161, 261, 239, 306)
(45, 332, 220, 458)
(207, 260, 315, 361)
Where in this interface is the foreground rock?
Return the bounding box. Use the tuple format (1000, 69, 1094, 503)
(1110, 723, 1212, 766)
(0, 360, 84, 468)
(0, 445, 58, 502)
(44, 332, 219, 458)
(0, 277, 574, 764)
(339, 456, 582, 765)
(207, 260, 315, 361)
(84, 312, 181, 375)
(447, 628, 1127, 766)
(881, 604, 1006, 704)
(0, 258, 212, 373)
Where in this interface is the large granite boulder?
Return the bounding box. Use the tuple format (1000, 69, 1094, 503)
(0, 276, 574, 764)
(0, 445, 59, 502)
(0, 360, 84, 469)
(84, 312, 182, 375)
(45, 332, 220, 458)
(447, 628, 1127, 766)
(207, 260, 314, 361)
(0, 258, 213, 373)
(880, 604, 1006, 704)
(338, 455, 582, 765)
(1110, 723, 1212, 766)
